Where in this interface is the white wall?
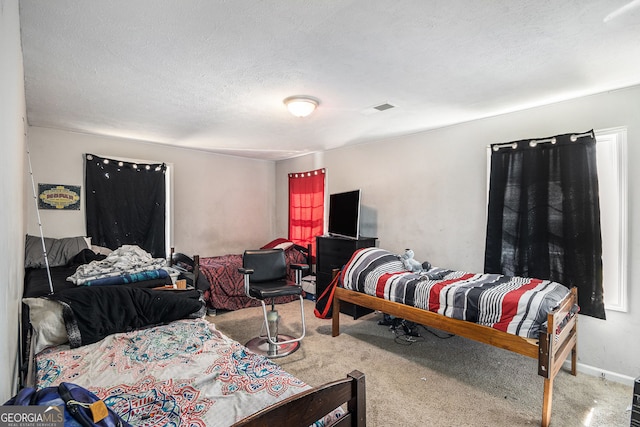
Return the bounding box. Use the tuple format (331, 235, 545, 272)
(26, 127, 277, 257)
(276, 85, 640, 381)
(0, 0, 27, 401)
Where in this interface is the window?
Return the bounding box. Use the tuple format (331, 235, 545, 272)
(85, 154, 172, 258)
(288, 169, 325, 257)
(595, 127, 627, 312)
(484, 127, 627, 314)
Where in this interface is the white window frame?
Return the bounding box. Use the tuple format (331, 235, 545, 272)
(595, 127, 628, 312)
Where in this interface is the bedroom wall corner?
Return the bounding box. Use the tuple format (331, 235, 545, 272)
(0, 0, 27, 400)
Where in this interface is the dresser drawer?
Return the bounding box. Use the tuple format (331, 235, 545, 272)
(318, 253, 351, 273)
(317, 239, 360, 260)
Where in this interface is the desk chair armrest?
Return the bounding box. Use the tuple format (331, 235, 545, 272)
(290, 264, 309, 272)
(239, 267, 255, 296)
(290, 264, 309, 283)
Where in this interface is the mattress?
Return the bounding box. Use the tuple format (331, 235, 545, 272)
(341, 247, 571, 338)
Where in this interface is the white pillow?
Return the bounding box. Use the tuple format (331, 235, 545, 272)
(23, 297, 68, 353)
(91, 245, 113, 256)
(273, 241, 295, 250)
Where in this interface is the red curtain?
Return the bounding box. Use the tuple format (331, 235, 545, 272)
(289, 168, 325, 258)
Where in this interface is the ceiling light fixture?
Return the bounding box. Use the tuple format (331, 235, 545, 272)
(283, 96, 319, 118)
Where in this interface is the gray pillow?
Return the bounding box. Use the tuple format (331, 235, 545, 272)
(25, 235, 89, 268)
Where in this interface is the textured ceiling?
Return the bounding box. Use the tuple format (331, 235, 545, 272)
(19, 0, 640, 160)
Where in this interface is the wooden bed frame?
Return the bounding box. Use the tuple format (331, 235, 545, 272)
(232, 370, 366, 427)
(332, 286, 577, 427)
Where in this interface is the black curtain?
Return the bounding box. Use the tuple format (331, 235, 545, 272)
(484, 131, 605, 319)
(85, 154, 166, 258)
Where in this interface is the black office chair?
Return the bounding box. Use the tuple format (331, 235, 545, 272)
(239, 248, 309, 358)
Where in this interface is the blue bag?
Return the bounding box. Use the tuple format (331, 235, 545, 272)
(4, 382, 130, 427)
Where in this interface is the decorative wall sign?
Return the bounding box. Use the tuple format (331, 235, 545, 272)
(38, 184, 81, 210)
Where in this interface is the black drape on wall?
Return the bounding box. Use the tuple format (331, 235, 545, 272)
(85, 154, 166, 258)
(484, 131, 605, 319)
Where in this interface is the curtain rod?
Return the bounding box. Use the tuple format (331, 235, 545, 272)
(490, 130, 594, 151)
(289, 168, 325, 178)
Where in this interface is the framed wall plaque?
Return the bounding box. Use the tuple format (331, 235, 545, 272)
(38, 184, 81, 210)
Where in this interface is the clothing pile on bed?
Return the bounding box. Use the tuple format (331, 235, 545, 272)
(23, 235, 180, 297)
(67, 244, 169, 286)
(22, 237, 204, 354)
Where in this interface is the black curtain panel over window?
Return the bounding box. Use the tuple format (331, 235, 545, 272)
(484, 131, 605, 319)
(85, 154, 166, 258)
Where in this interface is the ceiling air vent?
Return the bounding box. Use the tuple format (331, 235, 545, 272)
(360, 102, 398, 115)
(373, 103, 395, 111)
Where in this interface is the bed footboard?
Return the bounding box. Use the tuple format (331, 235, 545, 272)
(232, 370, 366, 427)
(538, 286, 578, 427)
(538, 286, 578, 378)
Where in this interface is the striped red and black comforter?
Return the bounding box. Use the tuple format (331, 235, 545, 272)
(340, 248, 571, 338)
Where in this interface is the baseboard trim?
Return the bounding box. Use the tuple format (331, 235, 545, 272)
(564, 360, 636, 386)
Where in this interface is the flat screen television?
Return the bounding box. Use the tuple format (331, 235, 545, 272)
(328, 189, 361, 239)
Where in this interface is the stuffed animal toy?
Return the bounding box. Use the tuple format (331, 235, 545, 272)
(400, 249, 424, 273)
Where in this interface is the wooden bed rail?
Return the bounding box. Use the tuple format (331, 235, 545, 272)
(332, 287, 539, 358)
(232, 370, 366, 427)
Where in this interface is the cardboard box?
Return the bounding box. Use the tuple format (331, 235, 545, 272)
(301, 275, 316, 295)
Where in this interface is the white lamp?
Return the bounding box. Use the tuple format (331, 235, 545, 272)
(283, 96, 319, 118)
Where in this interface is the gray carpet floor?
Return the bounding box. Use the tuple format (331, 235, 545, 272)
(209, 299, 632, 427)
